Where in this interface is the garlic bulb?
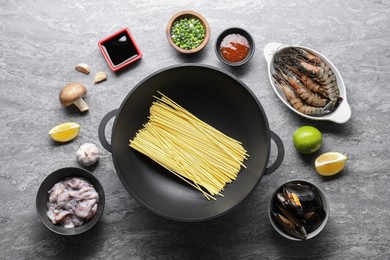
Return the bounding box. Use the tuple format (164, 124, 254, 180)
(76, 143, 100, 166)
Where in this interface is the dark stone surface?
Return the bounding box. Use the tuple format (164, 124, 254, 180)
(1, 0, 389, 259)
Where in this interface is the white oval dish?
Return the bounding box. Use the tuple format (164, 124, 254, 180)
(264, 42, 351, 124)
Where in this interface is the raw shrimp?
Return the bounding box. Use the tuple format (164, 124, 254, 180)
(297, 64, 339, 104)
(289, 47, 322, 66)
(278, 82, 325, 115)
(299, 74, 329, 98)
(275, 67, 329, 107)
(276, 54, 340, 104)
(277, 54, 336, 85)
(272, 47, 342, 114)
(295, 58, 336, 85)
(274, 57, 329, 98)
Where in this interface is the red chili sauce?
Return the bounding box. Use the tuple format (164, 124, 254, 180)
(219, 34, 250, 62)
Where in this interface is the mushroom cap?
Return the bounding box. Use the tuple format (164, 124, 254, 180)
(59, 82, 87, 106)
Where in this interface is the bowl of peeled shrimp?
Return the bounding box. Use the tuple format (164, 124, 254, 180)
(36, 167, 105, 235)
(263, 42, 351, 124)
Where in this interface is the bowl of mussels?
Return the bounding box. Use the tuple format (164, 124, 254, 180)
(268, 180, 330, 241)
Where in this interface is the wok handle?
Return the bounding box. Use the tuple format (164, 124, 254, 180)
(265, 131, 285, 175)
(98, 109, 118, 153)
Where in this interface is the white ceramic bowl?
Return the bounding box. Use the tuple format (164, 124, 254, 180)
(264, 42, 351, 124)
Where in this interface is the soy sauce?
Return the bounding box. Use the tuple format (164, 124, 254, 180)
(102, 32, 139, 67)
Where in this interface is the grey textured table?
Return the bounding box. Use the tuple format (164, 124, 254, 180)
(1, 0, 389, 259)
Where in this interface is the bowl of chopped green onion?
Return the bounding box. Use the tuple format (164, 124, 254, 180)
(166, 10, 210, 54)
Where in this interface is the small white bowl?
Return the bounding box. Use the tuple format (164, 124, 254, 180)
(264, 42, 351, 124)
(268, 180, 330, 241)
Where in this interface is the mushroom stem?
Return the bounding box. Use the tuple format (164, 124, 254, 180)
(73, 98, 89, 112)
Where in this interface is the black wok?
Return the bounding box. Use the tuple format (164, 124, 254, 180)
(99, 64, 284, 221)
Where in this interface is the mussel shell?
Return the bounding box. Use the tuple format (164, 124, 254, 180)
(276, 192, 291, 210)
(277, 206, 307, 237)
(285, 183, 317, 202)
(277, 183, 326, 235)
(282, 186, 304, 216)
(271, 211, 307, 240)
(303, 206, 327, 233)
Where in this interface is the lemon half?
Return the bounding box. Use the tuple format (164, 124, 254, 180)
(49, 122, 80, 142)
(315, 152, 348, 176)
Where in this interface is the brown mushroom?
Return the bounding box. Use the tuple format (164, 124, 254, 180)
(59, 82, 89, 112)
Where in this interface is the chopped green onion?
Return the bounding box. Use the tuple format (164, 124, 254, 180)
(171, 17, 206, 50)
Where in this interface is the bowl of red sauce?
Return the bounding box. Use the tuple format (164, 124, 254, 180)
(215, 28, 255, 66)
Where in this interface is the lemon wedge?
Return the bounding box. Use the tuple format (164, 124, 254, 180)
(49, 122, 80, 142)
(315, 152, 348, 176)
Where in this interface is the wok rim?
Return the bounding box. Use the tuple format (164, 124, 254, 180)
(110, 63, 272, 221)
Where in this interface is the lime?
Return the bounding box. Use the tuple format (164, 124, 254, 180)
(315, 152, 348, 176)
(49, 122, 80, 142)
(292, 126, 322, 154)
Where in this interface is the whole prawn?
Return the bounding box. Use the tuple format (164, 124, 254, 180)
(278, 81, 325, 115)
(289, 47, 322, 66)
(273, 47, 342, 114)
(277, 53, 336, 84)
(290, 50, 341, 107)
(274, 57, 328, 98)
(276, 52, 339, 103)
(298, 60, 336, 84)
(274, 67, 329, 107)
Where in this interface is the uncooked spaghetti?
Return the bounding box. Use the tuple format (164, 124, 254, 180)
(129, 92, 249, 200)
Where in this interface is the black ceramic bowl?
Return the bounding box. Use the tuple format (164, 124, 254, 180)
(36, 167, 105, 235)
(215, 27, 255, 66)
(268, 179, 330, 241)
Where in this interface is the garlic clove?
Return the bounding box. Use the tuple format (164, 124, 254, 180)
(94, 71, 107, 84)
(75, 63, 90, 75)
